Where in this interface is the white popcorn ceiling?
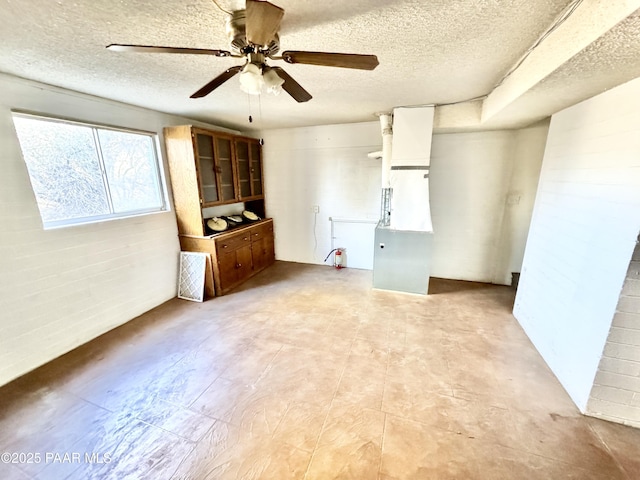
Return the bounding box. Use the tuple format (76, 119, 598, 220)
(0, 0, 639, 132)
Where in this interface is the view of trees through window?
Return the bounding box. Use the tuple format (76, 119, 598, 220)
(12, 114, 165, 227)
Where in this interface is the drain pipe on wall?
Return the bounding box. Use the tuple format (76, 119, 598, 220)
(379, 113, 393, 188)
(378, 112, 393, 225)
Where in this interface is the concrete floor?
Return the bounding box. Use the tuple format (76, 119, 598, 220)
(1, 261, 639, 479)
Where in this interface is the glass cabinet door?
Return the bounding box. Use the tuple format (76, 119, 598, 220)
(194, 130, 260, 206)
(235, 139, 252, 199)
(195, 133, 219, 204)
(249, 141, 263, 197)
(214, 135, 236, 202)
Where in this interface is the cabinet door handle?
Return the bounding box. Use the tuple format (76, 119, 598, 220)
(236, 263, 242, 268)
(243, 237, 248, 241)
(222, 244, 228, 248)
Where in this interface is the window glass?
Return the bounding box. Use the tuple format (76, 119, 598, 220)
(97, 129, 162, 213)
(13, 117, 109, 222)
(12, 114, 166, 228)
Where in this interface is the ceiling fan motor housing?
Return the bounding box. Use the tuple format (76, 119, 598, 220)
(226, 9, 280, 56)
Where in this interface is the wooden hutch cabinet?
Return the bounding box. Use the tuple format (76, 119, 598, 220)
(164, 125, 275, 297)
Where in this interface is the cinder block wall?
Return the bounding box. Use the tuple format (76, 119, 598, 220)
(0, 73, 237, 387)
(588, 235, 640, 427)
(513, 76, 640, 412)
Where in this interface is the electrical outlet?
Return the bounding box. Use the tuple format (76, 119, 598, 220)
(312, 205, 320, 213)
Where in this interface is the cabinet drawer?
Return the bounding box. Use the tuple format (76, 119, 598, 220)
(249, 222, 273, 242)
(215, 231, 251, 253)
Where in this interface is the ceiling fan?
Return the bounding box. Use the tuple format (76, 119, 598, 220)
(106, 0, 379, 103)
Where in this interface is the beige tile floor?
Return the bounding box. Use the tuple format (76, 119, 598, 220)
(1, 261, 639, 479)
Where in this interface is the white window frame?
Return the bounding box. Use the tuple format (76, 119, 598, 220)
(12, 112, 169, 229)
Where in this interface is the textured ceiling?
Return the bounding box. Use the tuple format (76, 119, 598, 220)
(483, 9, 640, 129)
(0, 0, 639, 132)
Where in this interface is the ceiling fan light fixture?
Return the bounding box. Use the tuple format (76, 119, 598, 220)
(267, 84, 283, 96)
(239, 62, 264, 95)
(263, 67, 284, 95)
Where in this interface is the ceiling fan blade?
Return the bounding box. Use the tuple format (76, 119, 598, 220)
(271, 67, 312, 103)
(107, 44, 231, 57)
(281, 51, 379, 70)
(245, 0, 285, 46)
(190, 66, 243, 98)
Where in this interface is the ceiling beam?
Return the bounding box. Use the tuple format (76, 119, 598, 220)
(481, 0, 640, 123)
(433, 100, 482, 133)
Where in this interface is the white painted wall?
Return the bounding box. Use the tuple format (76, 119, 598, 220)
(262, 121, 546, 283)
(262, 122, 382, 267)
(514, 77, 640, 412)
(493, 121, 549, 285)
(429, 127, 547, 284)
(0, 73, 233, 387)
(587, 235, 640, 427)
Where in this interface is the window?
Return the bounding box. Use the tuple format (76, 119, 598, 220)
(12, 113, 167, 228)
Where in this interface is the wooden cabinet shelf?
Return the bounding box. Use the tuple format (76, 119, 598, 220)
(164, 125, 274, 297)
(163, 125, 267, 236)
(179, 220, 275, 297)
(164, 126, 265, 216)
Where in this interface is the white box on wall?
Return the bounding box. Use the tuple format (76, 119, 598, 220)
(391, 107, 434, 166)
(389, 106, 435, 232)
